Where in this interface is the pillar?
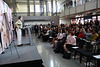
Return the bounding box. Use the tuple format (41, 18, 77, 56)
(55, 0, 57, 16)
(27, 0, 30, 16)
(51, 0, 53, 16)
(45, 0, 48, 16)
(34, 0, 36, 16)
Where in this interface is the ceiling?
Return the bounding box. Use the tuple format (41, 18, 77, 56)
(5, 0, 66, 4)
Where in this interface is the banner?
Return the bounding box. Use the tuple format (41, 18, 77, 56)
(0, 0, 13, 54)
(0, 0, 4, 21)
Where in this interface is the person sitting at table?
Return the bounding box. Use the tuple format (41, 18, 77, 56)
(64, 31, 76, 52)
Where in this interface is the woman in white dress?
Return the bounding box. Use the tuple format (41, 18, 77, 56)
(15, 16, 23, 46)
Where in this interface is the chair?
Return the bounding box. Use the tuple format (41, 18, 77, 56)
(73, 39, 94, 67)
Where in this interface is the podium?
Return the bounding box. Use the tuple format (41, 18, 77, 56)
(23, 26, 34, 46)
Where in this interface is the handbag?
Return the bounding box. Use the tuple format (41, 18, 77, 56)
(63, 51, 71, 59)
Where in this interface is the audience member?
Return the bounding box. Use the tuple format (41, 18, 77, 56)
(78, 29, 85, 38)
(64, 31, 76, 52)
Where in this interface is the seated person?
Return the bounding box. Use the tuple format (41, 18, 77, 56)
(38, 26, 44, 38)
(91, 30, 99, 41)
(53, 29, 64, 48)
(54, 29, 68, 53)
(52, 28, 58, 48)
(82, 28, 92, 41)
(62, 29, 68, 45)
(51, 28, 57, 45)
(49, 28, 53, 42)
(42, 28, 49, 42)
(64, 31, 76, 52)
(78, 28, 85, 38)
(82, 28, 93, 50)
(75, 27, 79, 37)
(91, 30, 99, 45)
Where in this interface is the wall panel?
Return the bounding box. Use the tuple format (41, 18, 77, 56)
(60, 11, 65, 17)
(70, 7, 75, 14)
(76, 4, 84, 13)
(85, 0, 96, 11)
(65, 8, 69, 16)
(98, 0, 100, 8)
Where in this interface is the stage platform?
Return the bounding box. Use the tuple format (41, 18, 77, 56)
(0, 36, 43, 67)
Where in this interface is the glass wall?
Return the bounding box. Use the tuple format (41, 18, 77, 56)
(6, 0, 61, 16)
(35, 1, 40, 16)
(48, 1, 51, 16)
(30, 0, 34, 16)
(16, 0, 28, 12)
(30, 0, 34, 12)
(43, 1, 46, 16)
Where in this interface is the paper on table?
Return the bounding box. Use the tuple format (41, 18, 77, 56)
(72, 47, 79, 49)
(93, 55, 100, 59)
(49, 36, 53, 38)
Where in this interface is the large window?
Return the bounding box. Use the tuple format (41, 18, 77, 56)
(36, 1, 40, 12)
(53, 0, 56, 13)
(6, 0, 61, 16)
(16, 0, 28, 12)
(48, 2, 51, 16)
(30, 0, 34, 12)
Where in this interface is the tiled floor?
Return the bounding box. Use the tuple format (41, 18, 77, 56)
(33, 35, 85, 67)
(0, 34, 85, 67)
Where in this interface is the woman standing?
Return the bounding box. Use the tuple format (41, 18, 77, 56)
(15, 16, 23, 46)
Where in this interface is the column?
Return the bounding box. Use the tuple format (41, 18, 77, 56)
(34, 0, 36, 16)
(45, 0, 48, 16)
(96, 0, 98, 9)
(13, 0, 17, 25)
(51, 0, 53, 16)
(43, 1, 44, 16)
(55, 0, 57, 16)
(72, 0, 75, 7)
(13, 0, 16, 16)
(27, 0, 30, 16)
(40, 0, 42, 16)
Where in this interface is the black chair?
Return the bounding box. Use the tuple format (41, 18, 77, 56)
(92, 42, 100, 67)
(73, 39, 94, 67)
